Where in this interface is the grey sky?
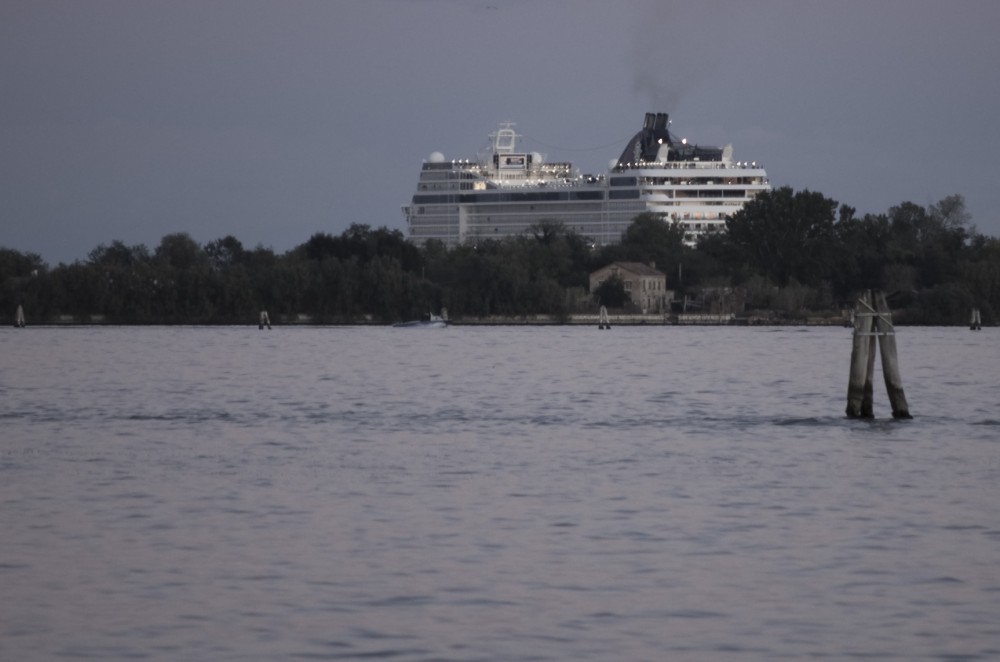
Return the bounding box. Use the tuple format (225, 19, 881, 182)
(2, 0, 998, 265)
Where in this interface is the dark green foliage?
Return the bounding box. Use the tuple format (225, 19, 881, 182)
(1, 193, 998, 325)
(593, 274, 628, 308)
(903, 283, 976, 325)
(704, 191, 992, 322)
(0, 248, 48, 322)
(296, 224, 423, 273)
(204, 236, 247, 270)
(830, 209, 892, 298)
(724, 187, 838, 288)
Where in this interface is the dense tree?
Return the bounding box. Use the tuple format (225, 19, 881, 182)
(0, 248, 46, 280)
(205, 235, 247, 270)
(593, 274, 628, 308)
(725, 187, 838, 288)
(527, 219, 567, 246)
(1, 192, 997, 326)
(296, 224, 423, 274)
(623, 212, 686, 255)
(0, 248, 47, 322)
(88, 240, 150, 269)
(155, 233, 206, 271)
(830, 211, 892, 299)
(960, 235, 1000, 320)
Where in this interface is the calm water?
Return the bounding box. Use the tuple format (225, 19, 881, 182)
(1, 325, 999, 661)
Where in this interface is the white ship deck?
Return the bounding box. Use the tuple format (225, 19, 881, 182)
(404, 113, 769, 247)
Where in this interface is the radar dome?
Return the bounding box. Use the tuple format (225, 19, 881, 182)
(530, 152, 543, 165)
(428, 151, 445, 163)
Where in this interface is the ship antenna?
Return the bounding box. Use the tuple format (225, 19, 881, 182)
(492, 121, 519, 154)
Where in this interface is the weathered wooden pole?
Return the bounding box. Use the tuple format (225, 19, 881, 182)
(846, 290, 912, 419)
(873, 290, 911, 419)
(259, 310, 271, 330)
(846, 290, 875, 418)
(862, 324, 877, 418)
(970, 308, 982, 331)
(598, 305, 610, 330)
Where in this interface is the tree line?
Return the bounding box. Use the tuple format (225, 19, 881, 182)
(2, 190, 997, 325)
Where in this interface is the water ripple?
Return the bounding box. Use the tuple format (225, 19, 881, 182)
(1, 326, 998, 661)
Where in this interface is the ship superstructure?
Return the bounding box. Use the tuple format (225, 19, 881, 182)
(403, 113, 769, 247)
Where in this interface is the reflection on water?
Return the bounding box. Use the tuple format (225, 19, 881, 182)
(2, 326, 999, 660)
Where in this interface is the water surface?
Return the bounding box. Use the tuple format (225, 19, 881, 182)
(2, 326, 998, 660)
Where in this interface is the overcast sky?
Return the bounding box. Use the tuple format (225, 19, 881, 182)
(3, 0, 998, 265)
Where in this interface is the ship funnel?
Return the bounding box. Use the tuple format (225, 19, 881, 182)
(615, 112, 677, 169)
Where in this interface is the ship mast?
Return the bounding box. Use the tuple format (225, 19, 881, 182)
(491, 122, 519, 154)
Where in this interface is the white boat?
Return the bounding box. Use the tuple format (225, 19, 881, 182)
(403, 112, 769, 247)
(393, 311, 449, 328)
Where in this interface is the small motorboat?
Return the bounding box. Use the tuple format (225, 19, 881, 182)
(394, 310, 449, 328)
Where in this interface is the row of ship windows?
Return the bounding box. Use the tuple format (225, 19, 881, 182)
(419, 176, 761, 189)
(418, 182, 478, 191)
(408, 228, 719, 243)
(419, 168, 765, 184)
(413, 196, 744, 213)
(413, 211, 726, 223)
(418, 172, 764, 187)
(410, 223, 623, 235)
(415, 186, 753, 199)
(611, 176, 763, 186)
(412, 205, 738, 216)
(419, 170, 481, 181)
(648, 190, 749, 199)
(412, 191, 627, 204)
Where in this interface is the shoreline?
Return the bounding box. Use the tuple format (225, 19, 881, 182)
(7, 313, 866, 327)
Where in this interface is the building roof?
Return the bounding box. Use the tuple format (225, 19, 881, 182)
(597, 261, 665, 277)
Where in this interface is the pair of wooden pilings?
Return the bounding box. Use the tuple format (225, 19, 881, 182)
(598, 305, 611, 330)
(970, 308, 982, 331)
(258, 310, 271, 330)
(846, 289, 912, 419)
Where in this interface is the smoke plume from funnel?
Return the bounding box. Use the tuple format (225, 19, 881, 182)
(630, 1, 724, 111)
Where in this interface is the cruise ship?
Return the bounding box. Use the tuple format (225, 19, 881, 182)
(403, 113, 769, 247)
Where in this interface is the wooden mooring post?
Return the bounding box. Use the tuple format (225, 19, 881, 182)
(258, 310, 271, 330)
(14, 304, 26, 328)
(846, 289, 912, 419)
(598, 305, 611, 330)
(970, 307, 982, 331)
